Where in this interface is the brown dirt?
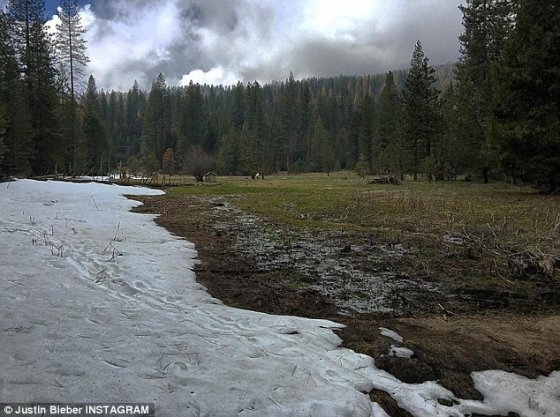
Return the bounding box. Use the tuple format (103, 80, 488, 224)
(132, 193, 560, 416)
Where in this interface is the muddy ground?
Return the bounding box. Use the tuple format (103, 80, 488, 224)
(133, 193, 560, 416)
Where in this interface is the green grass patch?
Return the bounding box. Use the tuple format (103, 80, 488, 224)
(169, 172, 560, 262)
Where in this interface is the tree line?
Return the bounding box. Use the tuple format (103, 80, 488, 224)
(1, 0, 558, 191)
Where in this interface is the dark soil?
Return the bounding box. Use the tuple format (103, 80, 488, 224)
(132, 193, 560, 417)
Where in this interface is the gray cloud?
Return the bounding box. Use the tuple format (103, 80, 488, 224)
(71, 0, 463, 91)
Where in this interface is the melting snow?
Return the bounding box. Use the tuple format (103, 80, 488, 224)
(379, 327, 404, 343)
(389, 345, 414, 359)
(1, 180, 559, 417)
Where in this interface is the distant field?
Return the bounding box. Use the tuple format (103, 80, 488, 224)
(169, 172, 559, 264)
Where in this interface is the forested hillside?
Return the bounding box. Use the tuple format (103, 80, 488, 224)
(1, 0, 558, 190)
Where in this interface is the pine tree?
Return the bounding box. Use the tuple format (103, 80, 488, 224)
(0, 101, 6, 170)
(6, 0, 44, 81)
(401, 41, 440, 180)
(239, 124, 259, 177)
(241, 81, 266, 174)
(377, 72, 401, 174)
(125, 80, 143, 157)
(279, 72, 298, 172)
(298, 81, 313, 166)
(55, 0, 89, 173)
(30, 21, 63, 174)
(140, 73, 171, 169)
(185, 81, 206, 148)
(439, 83, 466, 179)
(7, 0, 63, 175)
(0, 10, 32, 175)
(174, 81, 206, 166)
(0, 13, 12, 175)
(357, 95, 374, 171)
(310, 116, 334, 173)
(56, 0, 89, 95)
(491, 0, 560, 191)
(81, 75, 107, 174)
(454, 0, 513, 182)
(231, 82, 245, 130)
(216, 127, 239, 175)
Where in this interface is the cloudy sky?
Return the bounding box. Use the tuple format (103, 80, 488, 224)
(5, 0, 465, 91)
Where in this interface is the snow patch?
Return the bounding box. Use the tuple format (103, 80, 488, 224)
(468, 370, 560, 417)
(379, 327, 404, 342)
(389, 345, 414, 359)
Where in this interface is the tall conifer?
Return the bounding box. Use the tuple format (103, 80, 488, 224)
(492, 0, 560, 191)
(454, 0, 513, 182)
(401, 41, 440, 180)
(140, 73, 170, 169)
(7, 0, 62, 174)
(80, 75, 107, 174)
(377, 72, 400, 173)
(56, 0, 89, 174)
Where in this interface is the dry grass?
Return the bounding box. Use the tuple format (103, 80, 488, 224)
(167, 172, 560, 285)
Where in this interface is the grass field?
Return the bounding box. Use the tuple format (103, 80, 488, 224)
(168, 172, 559, 265)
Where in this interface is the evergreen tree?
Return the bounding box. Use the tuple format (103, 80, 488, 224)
(0, 10, 32, 175)
(0, 12, 13, 174)
(439, 83, 465, 179)
(310, 116, 334, 173)
(241, 81, 266, 174)
(56, 0, 89, 173)
(56, 0, 89, 94)
(454, 0, 513, 182)
(0, 101, 6, 170)
(279, 72, 298, 172)
(346, 108, 361, 169)
(81, 75, 107, 174)
(298, 81, 313, 166)
(401, 41, 440, 180)
(140, 73, 171, 169)
(185, 81, 206, 148)
(30, 21, 62, 174)
(216, 127, 239, 175)
(6, 0, 44, 81)
(377, 72, 401, 174)
(231, 82, 245, 130)
(491, 0, 560, 191)
(174, 81, 206, 165)
(239, 124, 259, 177)
(7, 0, 62, 175)
(125, 80, 143, 157)
(357, 95, 374, 171)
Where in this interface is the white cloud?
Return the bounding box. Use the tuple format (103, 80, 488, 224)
(45, 0, 463, 91)
(180, 67, 239, 86)
(301, 0, 381, 39)
(83, 1, 185, 90)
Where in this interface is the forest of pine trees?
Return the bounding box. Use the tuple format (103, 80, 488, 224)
(0, 0, 558, 190)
